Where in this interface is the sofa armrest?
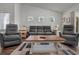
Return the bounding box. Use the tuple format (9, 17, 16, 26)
(59, 32, 78, 47)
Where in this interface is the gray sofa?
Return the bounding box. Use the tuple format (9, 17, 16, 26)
(3, 24, 22, 47)
(60, 25, 78, 47)
(29, 26, 55, 35)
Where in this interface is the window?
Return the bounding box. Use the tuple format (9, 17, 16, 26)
(0, 13, 10, 30)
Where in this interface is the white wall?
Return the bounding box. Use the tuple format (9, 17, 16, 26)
(0, 3, 62, 31)
(0, 3, 15, 24)
(62, 4, 79, 33)
(19, 4, 62, 31)
(62, 4, 79, 20)
(14, 3, 21, 29)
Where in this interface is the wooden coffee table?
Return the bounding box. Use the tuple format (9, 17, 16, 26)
(26, 35, 65, 42)
(25, 35, 65, 54)
(11, 35, 77, 55)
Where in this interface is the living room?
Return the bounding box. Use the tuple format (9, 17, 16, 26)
(0, 3, 79, 55)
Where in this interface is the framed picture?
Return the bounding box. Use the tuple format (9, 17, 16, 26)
(68, 17, 71, 23)
(50, 16, 55, 22)
(38, 16, 44, 22)
(66, 17, 71, 23)
(63, 17, 65, 22)
(27, 16, 33, 21)
(63, 17, 71, 23)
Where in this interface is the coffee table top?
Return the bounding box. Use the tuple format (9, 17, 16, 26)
(26, 35, 65, 42)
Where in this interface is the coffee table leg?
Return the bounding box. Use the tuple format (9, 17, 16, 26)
(29, 42, 32, 54)
(54, 43, 60, 55)
(30, 42, 35, 54)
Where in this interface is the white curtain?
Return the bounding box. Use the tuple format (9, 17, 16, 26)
(0, 13, 10, 31)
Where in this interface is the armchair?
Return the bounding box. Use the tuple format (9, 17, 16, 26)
(0, 33, 3, 54)
(60, 25, 78, 47)
(3, 24, 22, 47)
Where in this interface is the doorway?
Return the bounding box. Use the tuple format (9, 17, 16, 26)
(76, 17, 79, 47)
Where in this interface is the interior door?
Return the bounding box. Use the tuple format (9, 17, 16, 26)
(76, 17, 78, 33)
(76, 17, 79, 33)
(76, 17, 79, 47)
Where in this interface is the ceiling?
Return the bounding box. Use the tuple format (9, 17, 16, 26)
(21, 3, 77, 13)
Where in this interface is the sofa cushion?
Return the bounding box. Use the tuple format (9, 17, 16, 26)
(29, 26, 37, 32)
(6, 24, 18, 34)
(62, 35, 77, 41)
(4, 40, 21, 47)
(4, 35, 21, 42)
(29, 26, 52, 35)
(63, 25, 74, 34)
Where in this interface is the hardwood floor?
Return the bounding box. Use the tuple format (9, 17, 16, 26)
(1, 40, 79, 55)
(71, 47, 79, 53)
(2, 45, 18, 55)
